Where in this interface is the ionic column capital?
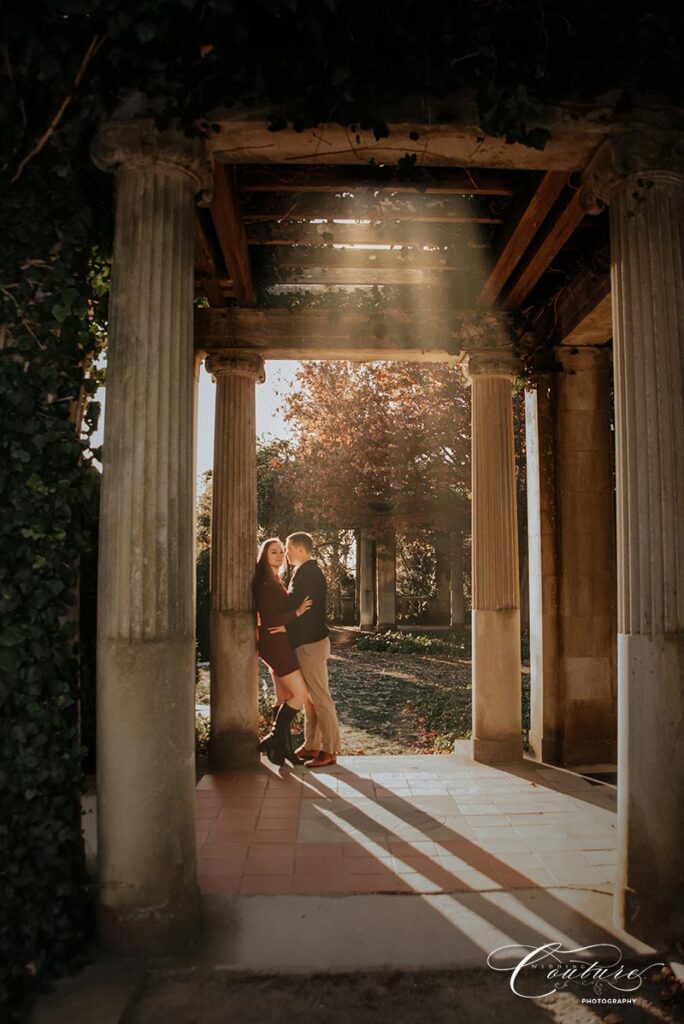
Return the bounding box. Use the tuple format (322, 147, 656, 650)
(580, 132, 684, 214)
(91, 118, 214, 205)
(464, 340, 520, 382)
(205, 353, 265, 384)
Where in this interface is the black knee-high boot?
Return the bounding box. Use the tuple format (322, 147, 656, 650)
(267, 703, 303, 767)
(258, 702, 282, 753)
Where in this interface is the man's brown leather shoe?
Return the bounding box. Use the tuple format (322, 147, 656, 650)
(304, 751, 337, 768)
(295, 746, 319, 759)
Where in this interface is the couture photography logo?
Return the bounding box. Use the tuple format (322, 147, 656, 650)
(486, 942, 664, 1003)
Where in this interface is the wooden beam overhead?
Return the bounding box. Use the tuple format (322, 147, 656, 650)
(261, 247, 476, 271)
(256, 267, 474, 287)
(237, 165, 517, 195)
(246, 221, 491, 248)
(241, 192, 504, 224)
(502, 189, 587, 310)
(210, 164, 256, 306)
(477, 171, 567, 306)
(195, 307, 468, 363)
(194, 213, 229, 307)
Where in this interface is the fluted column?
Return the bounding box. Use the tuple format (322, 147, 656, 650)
(556, 345, 616, 765)
(581, 133, 684, 943)
(449, 530, 466, 628)
(91, 119, 212, 955)
(376, 529, 396, 630)
(469, 344, 522, 763)
(206, 354, 264, 769)
(358, 529, 375, 629)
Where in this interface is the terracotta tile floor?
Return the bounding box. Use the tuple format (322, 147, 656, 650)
(196, 750, 617, 897)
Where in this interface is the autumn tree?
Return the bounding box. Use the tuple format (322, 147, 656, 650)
(283, 361, 471, 533)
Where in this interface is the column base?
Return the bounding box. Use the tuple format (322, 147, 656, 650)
(376, 622, 396, 631)
(98, 881, 201, 958)
(359, 621, 374, 631)
(210, 610, 259, 769)
(209, 730, 260, 770)
(471, 736, 523, 764)
(471, 608, 522, 764)
(526, 730, 561, 764)
(615, 632, 684, 945)
(97, 636, 198, 957)
(615, 887, 684, 949)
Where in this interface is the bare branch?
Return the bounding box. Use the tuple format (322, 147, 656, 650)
(11, 33, 104, 184)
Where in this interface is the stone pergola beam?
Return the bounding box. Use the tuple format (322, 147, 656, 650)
(206, 99, 617, 170)
(195, 307, 470, 363)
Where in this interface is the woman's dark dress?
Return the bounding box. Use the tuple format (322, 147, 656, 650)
(255, 576, 300, 676)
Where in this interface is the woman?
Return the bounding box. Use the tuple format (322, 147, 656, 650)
(253, 537, 312, 767)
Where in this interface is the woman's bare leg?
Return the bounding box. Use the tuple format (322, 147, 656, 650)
(277, 669, 309, 709)
(270, 671, 291, 705)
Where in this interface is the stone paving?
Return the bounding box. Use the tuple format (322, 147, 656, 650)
(196, 743, 617, 897)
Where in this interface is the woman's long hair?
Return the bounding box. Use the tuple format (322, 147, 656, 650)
(252, 537, 283, 607)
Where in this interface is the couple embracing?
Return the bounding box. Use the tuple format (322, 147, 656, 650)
(252, 531, 341, 769)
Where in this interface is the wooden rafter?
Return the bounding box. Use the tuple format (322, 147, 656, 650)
(194, 212, 229, 307)
(240, 192, 506, 224)
(210, 164, 256, 306)
(254, 267, 470, 287)
(502, 189, 586, 310)
(261, 247, 474, 271)
(246, 221, 491, 248)
(236, 165, 517, 195)
(477, 171, 567, 306)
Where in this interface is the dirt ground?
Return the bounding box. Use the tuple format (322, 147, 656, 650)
(122, 968, 684, 1024)
(198, 646, 473, 755)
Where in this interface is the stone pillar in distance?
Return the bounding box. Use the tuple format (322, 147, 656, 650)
(91, 119, 212, 955)
(468, 342, 522, 763)
(432, 538, 451, 625)
(449, 530, 466, 627)
(581, 133, 684, 944)
(525, 376, 562, 764)
(206, 353, 264, 770)
(376, 528, 397, 630)
(357, 528, 375, 630)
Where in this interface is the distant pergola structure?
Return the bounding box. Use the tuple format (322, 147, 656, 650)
(92, 98, 683, 956)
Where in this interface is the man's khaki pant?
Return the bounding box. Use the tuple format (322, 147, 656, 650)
(295, 637, 341, 754)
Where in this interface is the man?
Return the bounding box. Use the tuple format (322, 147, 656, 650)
(284, 532, 341, 768)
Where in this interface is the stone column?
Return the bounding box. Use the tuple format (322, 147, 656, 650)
(556, 345, 616, 766)
(376, 529, 396, 630)
(358, 528, 375, 630)
(581, 134, 684, 943)
(206, 354, 264, 769)
(449, 530, 466, 627)
(91, 120, 212, 955)
(525, 377, 562, 763)
(468, 343, 522, 763)
(432, 539, 451, 625)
